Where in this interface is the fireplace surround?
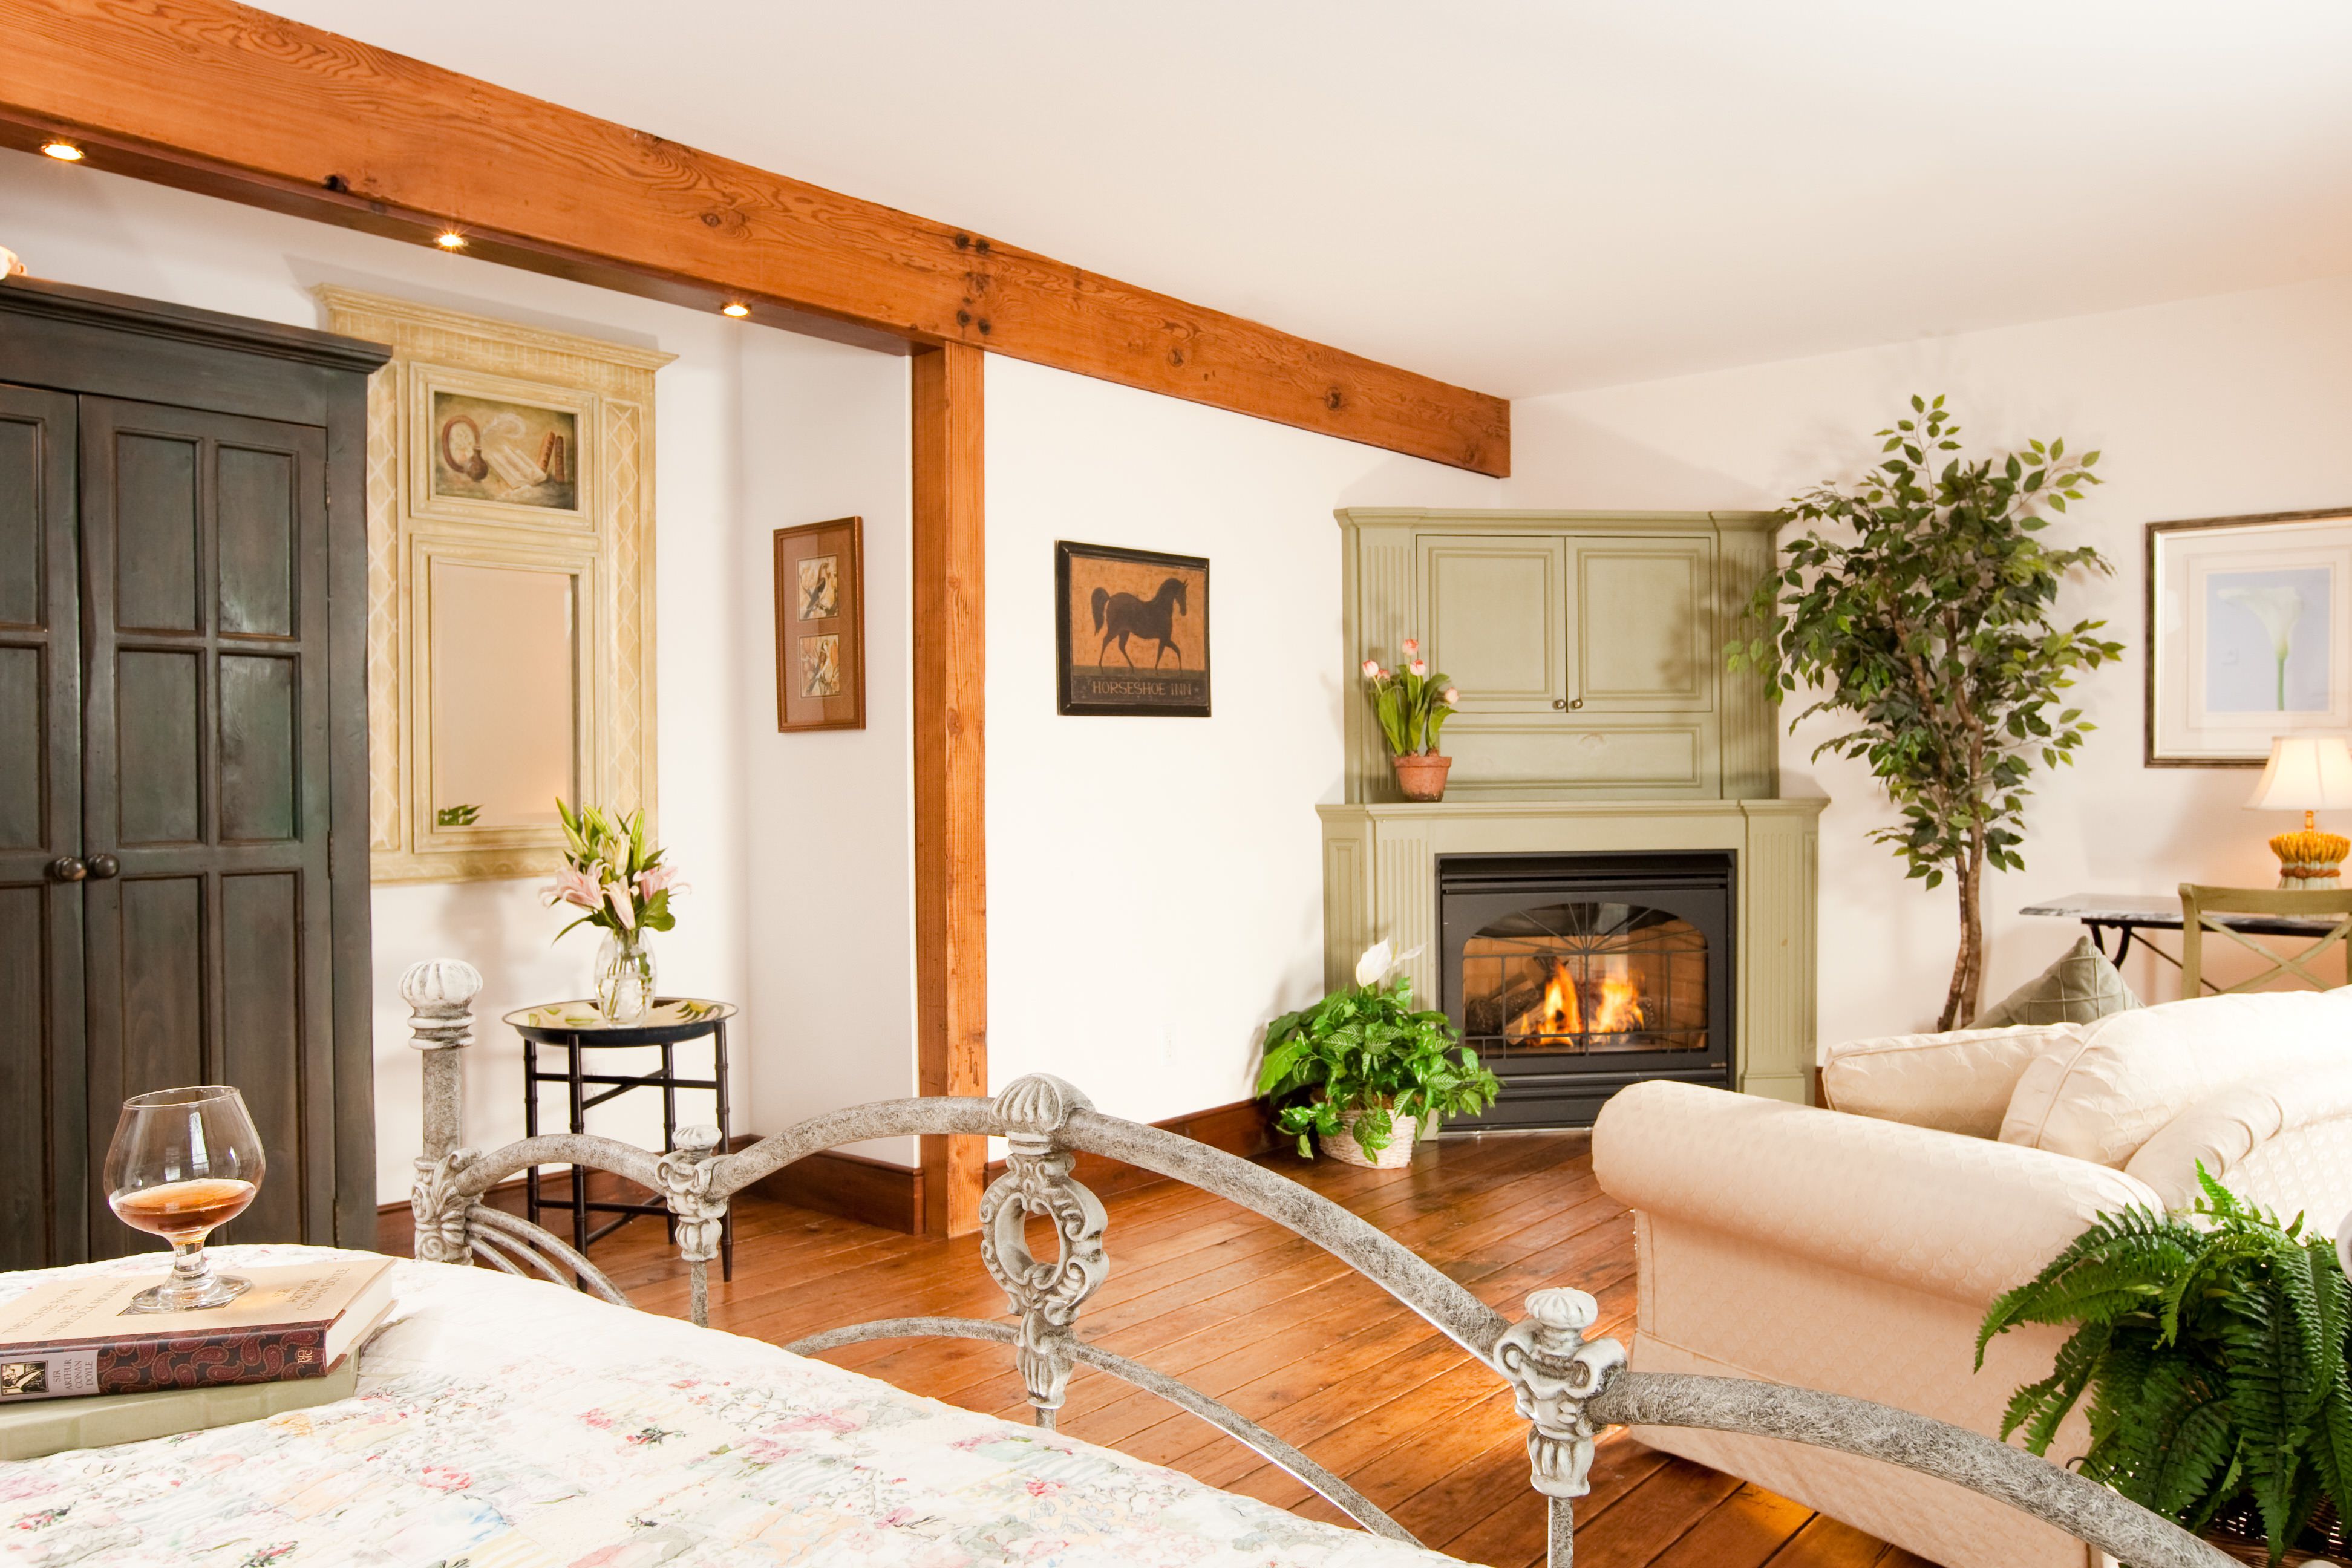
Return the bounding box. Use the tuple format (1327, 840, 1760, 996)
(1322, 507, 1824, 1126)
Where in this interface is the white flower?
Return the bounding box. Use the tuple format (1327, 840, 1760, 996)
(1440, 686, 1460, 707)
(1352, 939, 1424, 988)
(1409, 659, 1428, 678)
(2221, 584, 2304, 661)
(1361, 658, 1382, 679)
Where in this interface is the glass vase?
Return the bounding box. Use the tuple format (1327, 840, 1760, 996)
(595, 930, 657, 1024)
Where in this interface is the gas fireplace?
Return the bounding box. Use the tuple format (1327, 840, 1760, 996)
(1439, 851, 1733, 1129)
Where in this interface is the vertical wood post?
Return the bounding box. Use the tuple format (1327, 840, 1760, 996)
(912, 342, 987, 1238)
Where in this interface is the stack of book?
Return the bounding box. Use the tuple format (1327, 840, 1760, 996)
(0, 1255, 393, 1458)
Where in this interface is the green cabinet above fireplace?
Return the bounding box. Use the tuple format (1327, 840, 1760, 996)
(1339, 509, 1779, 803)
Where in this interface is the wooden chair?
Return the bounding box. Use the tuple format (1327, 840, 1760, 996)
(2178, 883, 2352, 996)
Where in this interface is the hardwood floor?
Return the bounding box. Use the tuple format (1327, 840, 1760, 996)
(559, 1130, 1932, 1568)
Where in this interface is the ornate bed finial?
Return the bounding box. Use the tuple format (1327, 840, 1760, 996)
(993, 1074, 1093, 1154)
(658, 1125, 728, 1327)
(1496, 1287, 1627, 1500)
(980, 1076, 1107, 1426)
(410, 1146, 480, 1264)
(400, 958, 483, 1049)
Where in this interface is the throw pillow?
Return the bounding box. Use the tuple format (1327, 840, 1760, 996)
(1820, 1022, 2086, 1139)
(1968, 935, 2140, 1029)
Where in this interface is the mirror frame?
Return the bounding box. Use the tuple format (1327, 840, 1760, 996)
(318, 287, 671, 883)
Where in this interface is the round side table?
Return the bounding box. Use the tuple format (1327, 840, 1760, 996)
(505, 998, 738, 1280)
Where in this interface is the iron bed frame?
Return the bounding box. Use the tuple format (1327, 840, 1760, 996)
(397, 959, 2227, 1568)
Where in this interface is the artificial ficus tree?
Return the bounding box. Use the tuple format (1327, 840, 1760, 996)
(1730, 396, 2124, 1030)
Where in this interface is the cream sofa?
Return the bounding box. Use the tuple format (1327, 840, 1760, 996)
(1591, 987, 2352, 1568)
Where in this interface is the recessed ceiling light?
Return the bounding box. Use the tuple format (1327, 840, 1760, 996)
(433, 230, 468, 251)
(722, 302, 750, 318)
(39, 140, 84, 163)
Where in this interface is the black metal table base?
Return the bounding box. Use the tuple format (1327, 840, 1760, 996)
(518, 1014, 734, 1281)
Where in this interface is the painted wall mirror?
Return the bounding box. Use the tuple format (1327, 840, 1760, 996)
(319, 287, 670, 881)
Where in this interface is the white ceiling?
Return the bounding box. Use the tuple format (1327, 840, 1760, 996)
(266, 0, 2352, 399)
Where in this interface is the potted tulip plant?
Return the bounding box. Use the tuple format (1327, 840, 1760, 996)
(1364, 639, 1460, 801)
(1256, 941, 1501, 1167)
(542, 799, 685, 1025)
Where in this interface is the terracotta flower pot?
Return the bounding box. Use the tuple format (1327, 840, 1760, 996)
(1321, 1111, 1420, 1169)
(1391, 753, 1452, 802)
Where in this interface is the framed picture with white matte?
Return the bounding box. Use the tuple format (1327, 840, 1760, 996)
(2146, 508, 2352, 766)
(773, 517, 865, 732)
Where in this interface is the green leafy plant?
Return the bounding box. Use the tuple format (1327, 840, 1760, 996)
(1363, 639, 1459, 757)
(434, 803, 482, 827)
(541, 799, 685, 941)
(1256, 941, 1501, 1158)
(1978, 1169, 2352, 1560)
(1729, 395, 2123, 1029)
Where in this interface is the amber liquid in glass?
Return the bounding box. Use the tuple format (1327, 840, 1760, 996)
(109, 1178, 257, 1242)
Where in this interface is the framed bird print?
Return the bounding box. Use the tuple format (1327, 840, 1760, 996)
(774, 517, 866, 731)
(2146, 508, 2352, 765)
(1055, 540, 1210, 717)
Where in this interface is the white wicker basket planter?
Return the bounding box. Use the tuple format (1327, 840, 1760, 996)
(1321, 1111, 1420, 1168)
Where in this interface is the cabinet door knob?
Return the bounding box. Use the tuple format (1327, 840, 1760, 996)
(1569, 697, 1585, 710)
(1552, 697, 1568, 711)
(48, 856, 86, 883)
(86, 853, 120, 880)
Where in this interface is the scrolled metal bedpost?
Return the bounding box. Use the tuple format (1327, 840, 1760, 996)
(656, 1123, 727, 1328)
(404, 958, 485, 1265)
(979, 1075, 1110, 1429)
(1496, 1287, 1627, 1568)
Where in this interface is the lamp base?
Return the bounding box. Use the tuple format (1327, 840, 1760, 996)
(2269, 826, 2350, 890)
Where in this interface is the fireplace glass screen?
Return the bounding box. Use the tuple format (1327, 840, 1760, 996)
(1460, 902, 1708, 1057)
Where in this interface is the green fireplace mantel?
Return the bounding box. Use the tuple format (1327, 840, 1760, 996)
(1318, 797, 1827, 1104)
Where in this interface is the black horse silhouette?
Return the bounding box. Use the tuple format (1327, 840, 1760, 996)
(1092, 577, 1188, 668)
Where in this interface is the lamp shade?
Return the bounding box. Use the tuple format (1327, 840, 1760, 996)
(2246, 734, 2352, 812)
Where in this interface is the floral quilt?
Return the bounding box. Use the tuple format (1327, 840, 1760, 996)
(0, 1247, 1462, 1568)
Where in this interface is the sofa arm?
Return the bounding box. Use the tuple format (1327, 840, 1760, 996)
(1593, 1080, 2163, 1307)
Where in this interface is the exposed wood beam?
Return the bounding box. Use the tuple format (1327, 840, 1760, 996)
(910, 343, 987, 1238)
(0, 0, 1511, 475)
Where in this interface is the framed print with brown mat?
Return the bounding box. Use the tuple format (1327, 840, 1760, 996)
(1056, 540, 1210, 717)
(774, 517, 865, 731)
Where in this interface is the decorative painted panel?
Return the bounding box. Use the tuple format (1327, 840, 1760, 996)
(1442, 718, 1712, 794)
(317, 287, 671, 883)
(1717, 520, 1778, 798)
(1420, 535, 1566, 711)
(1574, 541, 1711, 710)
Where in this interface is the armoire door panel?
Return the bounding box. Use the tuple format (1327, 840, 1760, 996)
(1573, 540, 1715, 712)
(1418, 535, 1569, 713)
(0, 645, 43, 849)
(0, 417, 41, 629)
(79, 394, 333, 1253)
(0, 883, 54, 1263)
(112, 430, 203, 634)
(221, 870, 302, 1244)
(215, 445, 297, 638)
(0, 382, 84, 1270)
(115, 648, 205, 844)
(219, 653, 298, 841)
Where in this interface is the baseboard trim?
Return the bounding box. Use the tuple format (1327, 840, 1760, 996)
(375, 1101, 1276, 1246)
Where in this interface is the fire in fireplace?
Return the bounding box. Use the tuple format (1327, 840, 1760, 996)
(1440, 852, 1733, 1129)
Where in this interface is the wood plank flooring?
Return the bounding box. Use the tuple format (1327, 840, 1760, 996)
(560, 1130, 1933, 1567)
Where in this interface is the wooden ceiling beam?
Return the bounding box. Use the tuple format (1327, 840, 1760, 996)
(0, 0, 1510, 475)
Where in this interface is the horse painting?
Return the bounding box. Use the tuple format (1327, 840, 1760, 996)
(1093, 577, 1189, 668)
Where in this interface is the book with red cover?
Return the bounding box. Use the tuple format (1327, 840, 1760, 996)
(0, 1256, 394, 1400)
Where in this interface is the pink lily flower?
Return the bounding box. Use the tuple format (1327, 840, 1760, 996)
(635, 864, 686, 898)
(543, 863, 602, 911)
(606, 883, 636, 930)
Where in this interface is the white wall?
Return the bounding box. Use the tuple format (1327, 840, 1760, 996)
(1509, 273, 2352, 1042)
(736, 336, 919, 1164)
(2, 149, 908, 1199)
(982, 356, 1496, 1126)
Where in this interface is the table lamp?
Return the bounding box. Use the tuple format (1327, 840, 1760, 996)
(2246, 734, 2352, 887)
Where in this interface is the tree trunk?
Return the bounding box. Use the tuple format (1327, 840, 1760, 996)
(1938, 841, 1987, 1031)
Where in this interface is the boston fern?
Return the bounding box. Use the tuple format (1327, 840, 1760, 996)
(1256, 944, 1501, 1159)
(1978, 1169, 2352, 1559)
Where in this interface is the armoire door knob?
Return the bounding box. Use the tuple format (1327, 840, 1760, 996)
(86, 853, 120, 880)
(48, 856, 86, 882)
